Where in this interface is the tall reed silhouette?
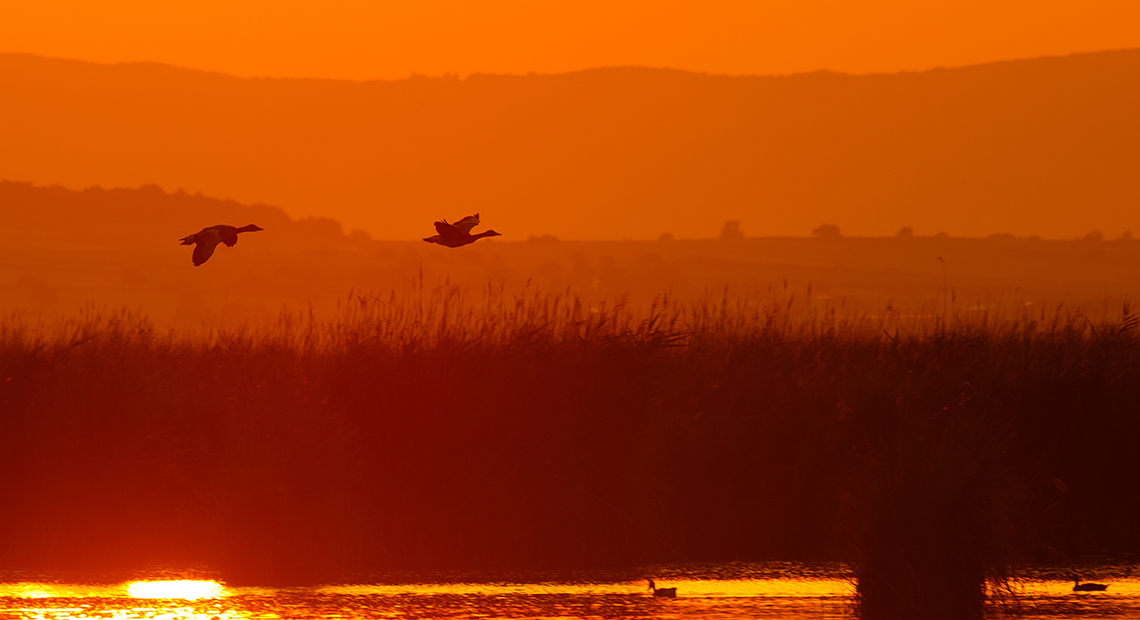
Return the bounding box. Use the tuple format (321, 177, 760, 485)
(1, 290, 1137, 595)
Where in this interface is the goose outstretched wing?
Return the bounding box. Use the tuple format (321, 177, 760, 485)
(217, 225, 240, 247)
(452, 214, 480, 234)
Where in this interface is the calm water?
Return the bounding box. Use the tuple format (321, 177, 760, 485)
(1, 564, 1137, 619)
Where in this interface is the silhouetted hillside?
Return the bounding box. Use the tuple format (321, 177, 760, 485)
(1, 51, 1138, 240)
(0, 181, 350, 250)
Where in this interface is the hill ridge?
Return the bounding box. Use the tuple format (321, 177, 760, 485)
(5, 47, 1140, 82)
(2, 49, 1139, 241)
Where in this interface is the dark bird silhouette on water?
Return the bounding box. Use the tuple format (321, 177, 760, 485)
(647, 579, 676, 598)
(423, 213, 501, 247)
(1072, 578, 1108, 591)
(180, 224, 263, 266)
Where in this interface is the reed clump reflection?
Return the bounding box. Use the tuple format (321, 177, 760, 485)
(0, 287, 1137, 618)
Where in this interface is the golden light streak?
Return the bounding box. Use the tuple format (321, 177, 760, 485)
(319, 578, 854, 597)
(0, 583, 123, 598)
(125, 580, 226, 599)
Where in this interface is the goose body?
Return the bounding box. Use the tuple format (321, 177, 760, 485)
(1073, 579, 1108, 591)
(180, 224, 263, 266)
(423, 213, 501, 247)
(647, 579, 676, 598)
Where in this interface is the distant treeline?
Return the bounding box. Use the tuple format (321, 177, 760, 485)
(6, 180, 1134, 246)
(1, 290, 1137, 588)
(4, 181, 1140, 322)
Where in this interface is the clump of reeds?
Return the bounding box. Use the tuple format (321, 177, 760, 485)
(0, 287, 1137, 598)
(842, 303, 1140, 619)
(844, 395, 1022, 619)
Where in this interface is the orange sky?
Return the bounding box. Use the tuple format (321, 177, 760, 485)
(4, 0, 1140, 80)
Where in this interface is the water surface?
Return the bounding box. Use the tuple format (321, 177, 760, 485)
(2, 564, 1136, 619)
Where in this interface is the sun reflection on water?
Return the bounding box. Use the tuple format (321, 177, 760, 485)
(0, 581, 233, 620)
(0, 576, 856, 619)
(126, 580, 226, 599)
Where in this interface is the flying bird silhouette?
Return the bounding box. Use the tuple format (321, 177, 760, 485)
(179, 224, 263, 266)
(423, 213, 501, 247)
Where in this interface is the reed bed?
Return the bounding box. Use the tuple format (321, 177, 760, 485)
(1, 286, 1138, 617)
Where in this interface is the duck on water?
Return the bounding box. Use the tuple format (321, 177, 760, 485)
(423, 213, 501, 248)
(647, 579, 676, 598)
(180, 224, 263, 266)
(1072, 578, 1108, 591)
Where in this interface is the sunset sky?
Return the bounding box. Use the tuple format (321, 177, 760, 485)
(4, 0, 1139, 80)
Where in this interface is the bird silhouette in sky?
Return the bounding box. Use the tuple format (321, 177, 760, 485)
(179, 224, 263, 266)
(423, 213, 501, 247)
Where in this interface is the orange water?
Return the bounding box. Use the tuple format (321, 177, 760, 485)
(1, 569, 1135, 619)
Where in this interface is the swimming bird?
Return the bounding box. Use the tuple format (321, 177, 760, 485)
(1072, 578, 1108, 591)
(647, 579, 676, 598)
(423, 213, 501, 247)
(179, 224, 263, 266)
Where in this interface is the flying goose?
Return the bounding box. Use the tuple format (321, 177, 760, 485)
(179, 224, 263, 266)
(423, 213, 501, 247)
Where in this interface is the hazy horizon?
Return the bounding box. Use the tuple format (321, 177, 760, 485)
(4, 181, 1138, 330)
(5, 176, 1137, 243)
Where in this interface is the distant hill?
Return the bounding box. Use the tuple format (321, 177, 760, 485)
(0, 180, 348, 250)
(1, 50, 1139, 241)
